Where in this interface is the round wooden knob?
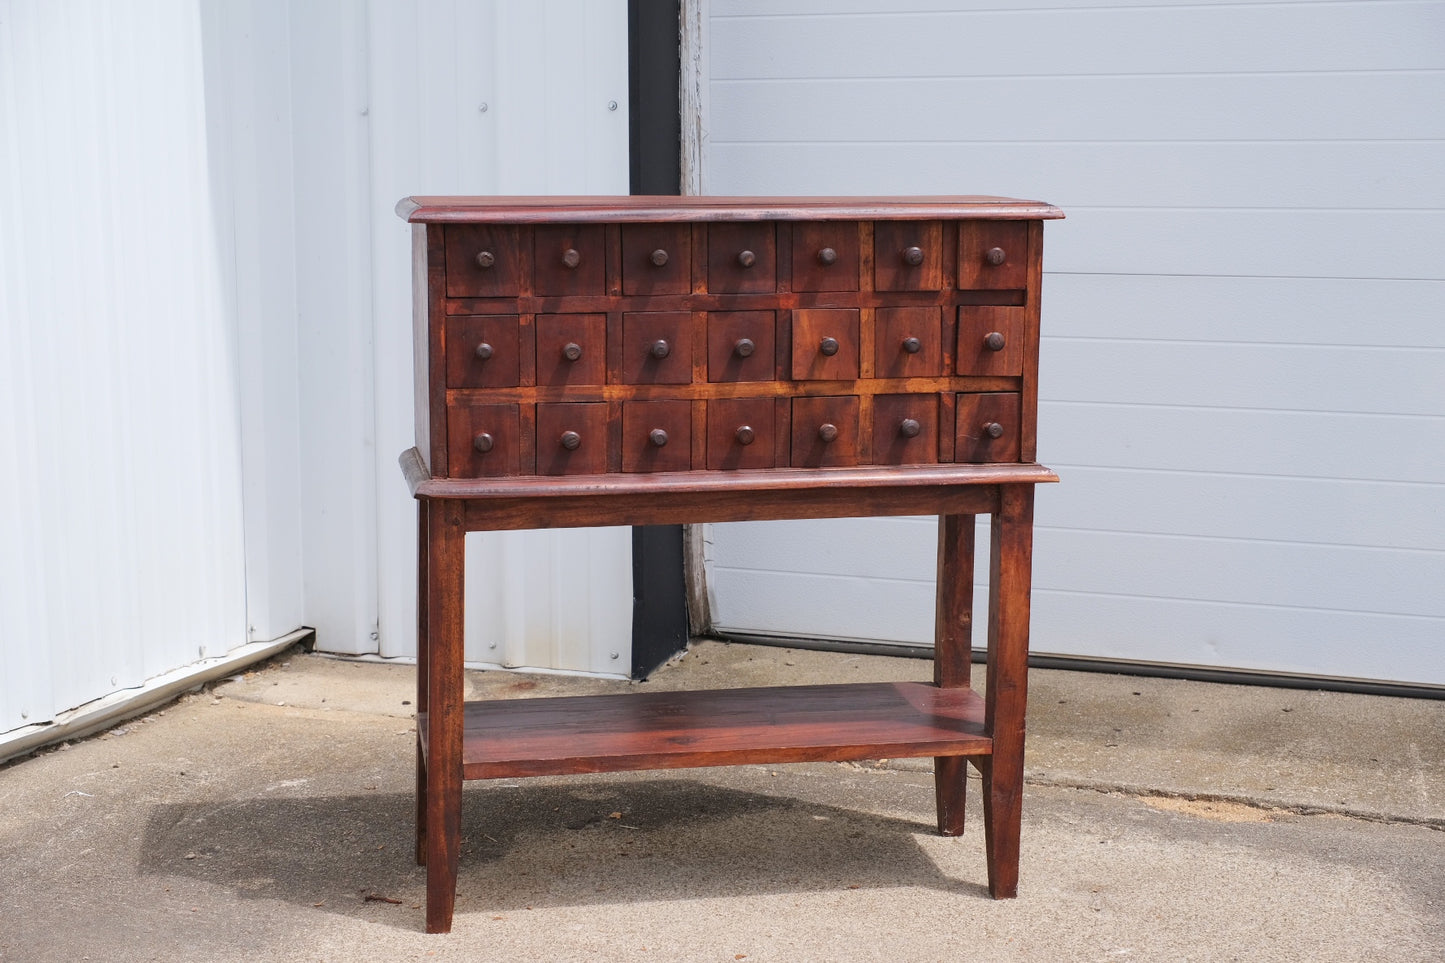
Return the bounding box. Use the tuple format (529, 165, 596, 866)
(817, 247, 837, 266)
(735, 425, 755, 446)
(472, 432, 494, 453)
(984, 331, 1006, 351)
(985, 247, 1007, 266)
(560, 430, 582, 451)
(650, 248, 669, 266)
(737, 249, 756, 268)
(649, 339, 671, 359)
(901, 336, 922, 354)
(902, 246, 924, 266)
(819, 336, 840, 357)
(474, 341, 494, 360)
(817, 423, 839, 443)
(475, 250, 495, 269)
(899, 418, 921, 438)
(733, 337, 755, 358)
(561, 341, 583, 361)
(649, 428, 669, 447)
(561, 248, 581, 269)
(983, 421, 1005, 439)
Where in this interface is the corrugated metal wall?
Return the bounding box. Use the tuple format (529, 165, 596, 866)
(0, 0, 249, 733)
(362, 0, 634, 674)
(0, 0, 634, 738)
(700, 0, 1445, 686)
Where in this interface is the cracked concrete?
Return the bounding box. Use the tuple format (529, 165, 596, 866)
(1, 639, 1440, 961)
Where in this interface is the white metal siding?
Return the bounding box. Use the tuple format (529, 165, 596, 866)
(364, 0, 634, 674)
(0, 0, 249, 732)
(0, 0, 634, 738)
(701, 0, 1445, 685)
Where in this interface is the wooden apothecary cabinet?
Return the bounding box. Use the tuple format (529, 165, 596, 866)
(398, 195, 1062, 932)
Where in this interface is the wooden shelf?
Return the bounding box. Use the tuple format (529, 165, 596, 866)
(417, 681, 991, 780)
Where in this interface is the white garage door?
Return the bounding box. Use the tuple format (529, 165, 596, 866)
(700, 0, 1445, 686)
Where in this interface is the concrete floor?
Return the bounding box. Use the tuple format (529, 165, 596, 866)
(1, 640, 1441, 962)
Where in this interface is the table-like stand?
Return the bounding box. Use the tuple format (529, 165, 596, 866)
(404, 450, 1054, 933)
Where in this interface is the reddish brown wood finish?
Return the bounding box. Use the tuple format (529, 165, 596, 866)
(790, 395, 860, 468)
(791, 221, 861, 292)
(955, 392, 1023, 464)
(873, 220, 943, 291)
(872, 393, 939, 466)
(416, 681, 990, 779)
(402, 196, 1059, 933)
(791, 309, 860, 381)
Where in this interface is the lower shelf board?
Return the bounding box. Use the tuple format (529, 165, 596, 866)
(417, 681, 991, 779)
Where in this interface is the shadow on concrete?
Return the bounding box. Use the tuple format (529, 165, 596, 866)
(139, 775, 985, 930)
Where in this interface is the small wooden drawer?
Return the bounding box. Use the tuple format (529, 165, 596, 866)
(958, 221, 1029, 290)
(444, 315, 521, 388)
(872, 394, 939, 466)
(791, 308, 860, 381)
(536, 402, 608, 475)
(622, 400, 692, 473)
(444, 225, 522, 298)
(955, 392, 1021, 463)
(706, 397, 776, 470)
(957, 305, 1025, 377)
(446, 403, 520, 477)
(622, 311, 693, 385)
(533, 224, 606, 296)
(791, 396, 859, 468)
(535, 313, 606, 387)
(707, 311, 775, 383)
(791, 222, 859, 292)
(707, 222, 776, 294)
(622, 223, 691, 296)
(873, 220, 943, 291)
(874, 307, 942, 379)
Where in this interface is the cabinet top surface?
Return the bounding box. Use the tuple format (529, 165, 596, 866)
(397, 194, 1064, 224)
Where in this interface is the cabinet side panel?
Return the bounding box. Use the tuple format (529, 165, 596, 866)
(1020, 220, 1044, 463)
(423, 224, 448, 474)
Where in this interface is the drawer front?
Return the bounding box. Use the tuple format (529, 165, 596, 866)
(791, 396, 860, 468)
(536, 402, 608, 475)
(958, 221, 1029, 290)
(444, 315, 521, 388)
(622, 400, 692, 473)
(707, 311, 776, 383)
(791, 308, 860, 381)
(956, 305, 1025, 377)
(533, 224, 606, 296)
(622, 311, 693, 385)
(622, 223, 691, 296)
(874, 307, 942, 379)
(955, 392, 1021, 463)
(707, 222, 777, 293)
(446, 403, 520, 477)
(444, 225, 522, 298)
(873, 220, 943, 291)
(706, 397, 776, 470)
(791, 221, 860, 292)
(535, 313, 606, 387)
(872, 394, 939, 466)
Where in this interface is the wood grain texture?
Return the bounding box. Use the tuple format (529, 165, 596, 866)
(414, 681, 990, 779)
(403, 197, 1058, 930)
(399, 195, 1065, 223)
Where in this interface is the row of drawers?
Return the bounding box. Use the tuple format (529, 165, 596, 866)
(443, 220, 1030, 298)
(448, 392, 1021, 476)
(446, 306, 1025, 388)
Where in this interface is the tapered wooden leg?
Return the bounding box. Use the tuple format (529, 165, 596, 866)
(983, 486, 1034, 899)
(415, 501, 430, 867)
(424, 499, 466, 934)
(933, 513, 976, 835)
